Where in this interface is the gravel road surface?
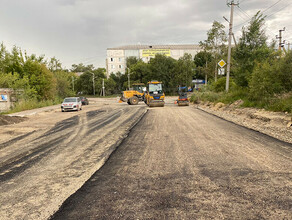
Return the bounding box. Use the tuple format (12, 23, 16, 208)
(51, 102, 292, 219)
(0, 98, 146, 220)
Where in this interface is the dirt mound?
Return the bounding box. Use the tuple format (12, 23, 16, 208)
(0, 115, 27, 126)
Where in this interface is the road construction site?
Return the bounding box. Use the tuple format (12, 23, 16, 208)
(0, 97, 291, 219)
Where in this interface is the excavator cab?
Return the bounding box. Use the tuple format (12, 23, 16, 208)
(145, 81, 165, 107)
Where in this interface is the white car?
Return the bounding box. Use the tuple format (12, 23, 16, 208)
(61, 97, 82, 112)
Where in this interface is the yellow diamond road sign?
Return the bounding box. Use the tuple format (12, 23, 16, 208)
(218, 59, 226, 68)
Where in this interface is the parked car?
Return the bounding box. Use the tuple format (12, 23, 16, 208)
(80, 96, 89, 105)
(61, 97, 82, 112)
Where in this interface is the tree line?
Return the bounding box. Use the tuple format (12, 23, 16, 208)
(192, 11, 292, 112)
(0, 10, 291, 112)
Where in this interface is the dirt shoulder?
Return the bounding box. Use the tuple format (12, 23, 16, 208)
(195, 101, 292, 144)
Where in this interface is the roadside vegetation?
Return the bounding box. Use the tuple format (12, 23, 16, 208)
(191, 12, 292, 113)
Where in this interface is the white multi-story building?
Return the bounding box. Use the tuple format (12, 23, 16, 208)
(106, 44, 201, 77)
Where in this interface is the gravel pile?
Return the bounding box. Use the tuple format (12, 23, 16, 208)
(195, 101, 292, 144)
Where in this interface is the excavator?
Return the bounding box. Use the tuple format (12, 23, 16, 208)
(144, 81, 165, 107)
(120, 83, 146, 105)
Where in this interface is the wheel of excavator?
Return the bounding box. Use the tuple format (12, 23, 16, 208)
(130, 96, 139, 105)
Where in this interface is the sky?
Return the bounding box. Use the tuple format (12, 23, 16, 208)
(0, 0, 291, 70)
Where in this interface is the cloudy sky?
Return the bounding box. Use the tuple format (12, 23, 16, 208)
(0, 0, 291, 69)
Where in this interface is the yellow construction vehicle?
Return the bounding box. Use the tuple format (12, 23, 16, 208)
(120, 83, 145, 105)
(144, 81, 165, 107)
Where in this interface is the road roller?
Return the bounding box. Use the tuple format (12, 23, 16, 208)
(145, 81, 165, 107)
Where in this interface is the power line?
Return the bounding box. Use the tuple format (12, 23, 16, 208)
(233, 1, 291, 30)
(265, 2, 292, 18)
(237, 5, 251, 18)
(234, 9, 249, 21)
(263, 0, 283, 13)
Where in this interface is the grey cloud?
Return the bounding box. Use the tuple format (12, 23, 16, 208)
(0, 0, 290, 68)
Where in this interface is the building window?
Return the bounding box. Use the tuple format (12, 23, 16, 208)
(119, 57, 123, 62)
(110, 58, 114, 62)
(111, 65, 115, 69)
(119, 65, 123, 69)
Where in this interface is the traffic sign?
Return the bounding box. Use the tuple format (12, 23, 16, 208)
(218, 68, 225, 76)
(218, 59, 226, 68)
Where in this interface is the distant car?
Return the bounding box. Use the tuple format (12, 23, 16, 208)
(80, 97, 89, 105)
(61, 97, 82, 112)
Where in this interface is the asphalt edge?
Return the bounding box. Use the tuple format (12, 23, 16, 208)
(48, 108, 148, 220)
(195, 105, 292, 147)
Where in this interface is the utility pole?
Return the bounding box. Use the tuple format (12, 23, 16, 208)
(102, 78, 105, 97)
(71, 76, 75, 92)
(226, 0, 238, 92)
(276, 27, 285, 51)
(91, 72, 95, 96)
(127, 68, 130, 90)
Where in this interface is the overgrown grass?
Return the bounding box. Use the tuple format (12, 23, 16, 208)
(4, 97, 63, 114)
(191, 89, 292, 113)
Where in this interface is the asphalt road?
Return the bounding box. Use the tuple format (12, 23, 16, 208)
(0, 99, 146, 219)
(51, 104, 292, 219)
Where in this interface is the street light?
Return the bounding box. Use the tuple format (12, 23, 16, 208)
(89, 72, 95, 96)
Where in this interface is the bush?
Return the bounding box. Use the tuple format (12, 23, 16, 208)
(249, 61, 282, 101)
(210, 77, 236, 92)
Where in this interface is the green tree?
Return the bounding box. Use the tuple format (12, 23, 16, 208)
(109, 71, 129, 91)
(194, 51, 213, 79)
(233, 11, 272, 87)
(48, 57, 62, 72)
(130, 60, 151, 84)
(54, 71, 75, 97)
(249, 61, 282, 101)
(71, 63, 94, 73)
(200, 21, 227, 81)
(148, 54, 176, 92)
(173, 53, 195, 87)
(23, 59, 56, 100)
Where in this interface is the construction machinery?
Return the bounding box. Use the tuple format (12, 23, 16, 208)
(177, 86, 189, 106)
(144, 81, 165, 107)
(120, 83, 146, 105)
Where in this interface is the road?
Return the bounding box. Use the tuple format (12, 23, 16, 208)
(1, 97, 291, 219)
(0, 98, 146, 220)
(51, 101, 292, 219)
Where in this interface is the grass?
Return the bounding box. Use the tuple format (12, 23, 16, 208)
(3, 97, 63, 114)
(190, 89, 292, 113)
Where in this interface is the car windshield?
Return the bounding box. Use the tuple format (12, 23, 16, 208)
(64, 98, 77, 102)
(149, 83, 162, 93)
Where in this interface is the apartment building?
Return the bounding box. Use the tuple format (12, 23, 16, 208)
(106, 44, 201, 77)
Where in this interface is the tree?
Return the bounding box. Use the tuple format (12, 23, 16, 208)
(148, 54, 176, 92)
(200, 21, 227, 81)
(71, 63, 94, 73)
(194, 51, 213, 79)
(48, 57, 62, 72)
(233, 11, 272, 87)
(130, 60, 151, 84)
(23, 59, 56, 100)
(173, 53, 195, 87)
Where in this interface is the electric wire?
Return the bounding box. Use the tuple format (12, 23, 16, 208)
(265, 2, 292, 18)
(262, 0, 283, 13)
(237, 5, 251, 18)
